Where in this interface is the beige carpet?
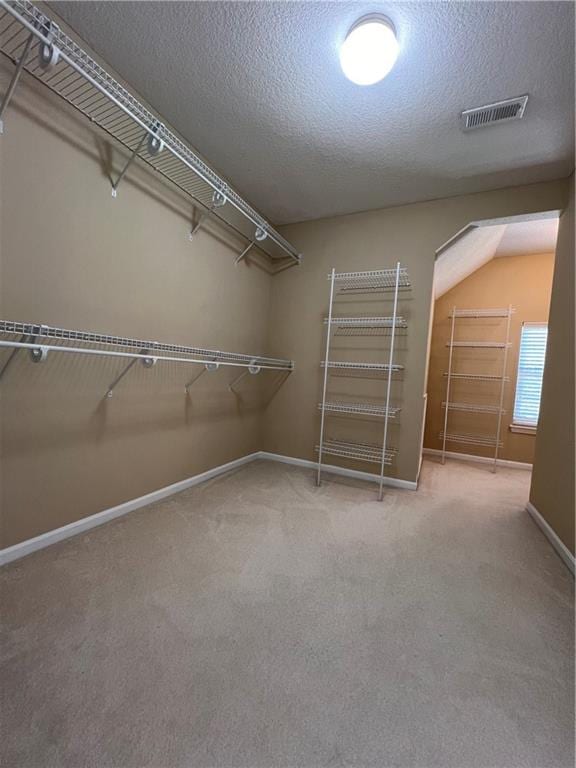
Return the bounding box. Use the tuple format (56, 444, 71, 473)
(1, 458, 574, 768)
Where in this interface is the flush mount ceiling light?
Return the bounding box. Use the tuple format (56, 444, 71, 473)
(340, 14, 399, 85)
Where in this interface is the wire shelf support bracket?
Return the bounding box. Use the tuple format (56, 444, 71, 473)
(228, 360, 262, 393)
(110, 130, 148, 197)
(184, 360, 220, 393)
(0, 27, 32, 133)
(105, 348, 156, 399)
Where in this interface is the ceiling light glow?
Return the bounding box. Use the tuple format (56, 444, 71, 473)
(340, 15, 399, 86)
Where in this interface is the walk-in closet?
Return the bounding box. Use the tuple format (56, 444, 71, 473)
(1, 2, 574, 767)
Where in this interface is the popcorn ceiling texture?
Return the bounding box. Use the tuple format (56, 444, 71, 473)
(52, 1, 575, 224)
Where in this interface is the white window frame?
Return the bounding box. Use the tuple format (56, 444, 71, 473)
(511, 322, 548, 433)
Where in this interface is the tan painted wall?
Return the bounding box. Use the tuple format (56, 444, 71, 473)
(425, 252, 555, 464)
(264, 182, 569, 483)
(530, 175, 575, 555)
(0, 66, 276, 548)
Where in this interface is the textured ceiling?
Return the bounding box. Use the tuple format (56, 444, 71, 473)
(50, 1, 575, 225)
(495, 218, 559, 257)
(434, 215, 559, 297)
(434, 225, 506, 298)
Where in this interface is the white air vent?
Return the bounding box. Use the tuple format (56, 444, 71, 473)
(461, 95, 528, 131)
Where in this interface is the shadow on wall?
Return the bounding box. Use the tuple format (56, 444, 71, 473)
(0, 346, 283, 456)
(13, 85, 273, 274)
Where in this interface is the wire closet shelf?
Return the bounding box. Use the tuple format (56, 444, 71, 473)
(0, 320, 294, 397)
(0, 0, 301, 269)
(316, 263, 410, 501)
(440, 305, 514, 471)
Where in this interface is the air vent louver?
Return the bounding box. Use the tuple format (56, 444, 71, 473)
(461, 95, 528, 131)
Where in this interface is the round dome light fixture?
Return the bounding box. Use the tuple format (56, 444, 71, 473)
(339, 14, 399, 86)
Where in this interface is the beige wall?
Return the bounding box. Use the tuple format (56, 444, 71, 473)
(264, 182, 569, 483)
(530, 176, 575, 555)
(0, 66, 276, 548)
(425, 252, 555, 464)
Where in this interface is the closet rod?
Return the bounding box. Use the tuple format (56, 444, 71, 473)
(0, 321, 293, 369)
(0, 0, 301, 266)
(0, 340, 293, 372)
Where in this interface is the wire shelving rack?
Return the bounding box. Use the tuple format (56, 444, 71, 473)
(319, 402, 401, 418)
(321, 361, 404, 373)
(0, 0, 301, 270)
(315, 439, 396, 466)
(440, 306, 513, 471)
(316, 264, 410, 500)
(0, 320, 294, 397)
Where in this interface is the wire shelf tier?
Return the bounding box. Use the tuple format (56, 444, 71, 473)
(443, 372, 510, 382)
(449, 308, 516, 318)
(442, 402, 506, 414)
(326, 316, 407, 336)
(0, 0, 300, 268)
(446, 341, 511, 349)
(439, 432, 504, 448)
(322, 361, 404, 372)
(315, 439, 396, 465)
(329, 268, 411, 293)
(0, 320, 293, 370)
(319, 401, 401, 418)
(325, 316, 407, 327)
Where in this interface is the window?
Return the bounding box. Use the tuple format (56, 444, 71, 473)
(512, 323, 548, 429)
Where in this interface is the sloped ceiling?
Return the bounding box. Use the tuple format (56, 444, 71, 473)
(434, 225, 506, 299)
(50, 1, 575, 224)
(495, 218, 560, 258)
(435, 216, 560, 298)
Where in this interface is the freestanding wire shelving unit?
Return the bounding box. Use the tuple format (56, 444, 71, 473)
(440, 306, 514, 472)
(316, 263, 410, 501)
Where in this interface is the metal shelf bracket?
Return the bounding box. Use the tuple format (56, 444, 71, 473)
(30, 344, 48, 363)
(235, 226, 267, 265)
(0, 31, 33, 133)
(0, 333, 28, 379)
(37, 17, 59, 71)
(234, 240, 254, 266)
(111, 131, 147, 197)
(188, 191, 227, 240)
(228, 360, 261, 392)
(184, 359, 220, 392)
(106, 349, 156, 398)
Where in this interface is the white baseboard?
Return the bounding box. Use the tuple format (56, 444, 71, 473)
(258, 451, 418, 491)
(526, 501, 575, 575)
(422, 448, 532, 470)
(0, 452, 259, 567)
(1, 450, 416, 566)
(4, 449, 567, 574)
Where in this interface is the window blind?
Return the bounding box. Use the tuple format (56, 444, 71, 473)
(513, 323, 548, 427)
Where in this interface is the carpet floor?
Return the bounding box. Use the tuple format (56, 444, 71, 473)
(1, 458, 574, 768)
